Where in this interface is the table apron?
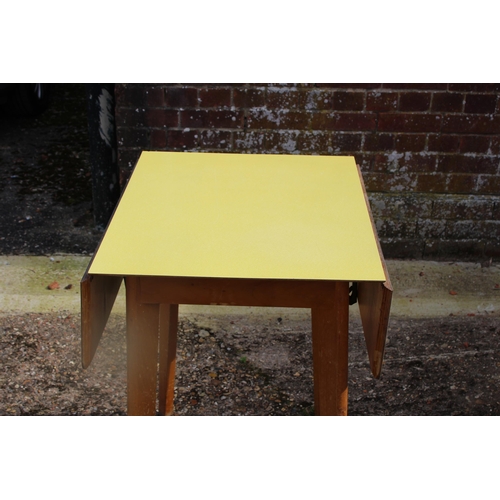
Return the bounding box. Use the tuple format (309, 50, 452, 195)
(135, 276, 347, 308)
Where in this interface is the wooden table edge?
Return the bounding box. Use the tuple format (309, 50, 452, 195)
(356, 164, 393, 378)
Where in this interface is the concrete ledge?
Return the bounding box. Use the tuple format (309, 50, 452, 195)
(0, 255, 498, 319)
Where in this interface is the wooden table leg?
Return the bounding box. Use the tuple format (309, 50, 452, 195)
(125, 276, 160, 416)
(158, 304, 178, 416)
(311, 281, 349, 416)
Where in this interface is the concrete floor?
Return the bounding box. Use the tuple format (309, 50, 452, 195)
(1, 255, 498, 320)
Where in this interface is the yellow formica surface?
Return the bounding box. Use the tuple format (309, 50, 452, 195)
(89, 151, 385, 282)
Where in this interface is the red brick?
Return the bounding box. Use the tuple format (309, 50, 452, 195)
(246, 84, 271, 88)
(376, 219, 417, 238)
(115, 84, 147, 107)
(399, 92, 431, 111)
(415, 173, 448, 192)
(382, 83, 448, 90)
(233, 88, 266, 108)
(266, 88, 307, 109)
(464, 94, 498, 114)
(336, 113, 376, 131)
(354, 153, 373, 171)
(247, 109, 311, 130)
(437, 155, 498, 174)
(264, 83, 295, 89)
(448, 83, 500, 92)
(116, 127, 149, 149)
(150, 129, 167, 149)
(378, 113, 441, 133)
(401, 152, 437, 172)
(116, 107, 146, 127)
(165, 87, 198, 108)
(362, 172, 418, 192)
(181, 110, 244, 129)
(117, 148, 141, 173)
(281, 111, 311, 130)
(372, 154, 395, 173)
(431, 92, 464, 112)
(332, 91, 364, 111)
(198, 130, 232, 150)
(484, 242, 500, 258)
(442, 115, 500, 134)
(475, 174, 500, 194)
(459, 135, 491, 153)
(368, 193, 433, 218)
(183, 83, 243, 88)
(166, 130, 198, 150)
(303, 90, 333, 111)
(264, 131, 301, 153)
(366, 91, 398, 112)
(490, 137, 500, 154)
(445, 220, 496, 240)
(198, 88, 231, 108)
(491, 199, 500, 219)
(364, 133, 395, 151)
(447, 174, 477, 193)
(146, 87, 166, 107)
(372, 152, 436, 173)
(428, 134, 460, 152)
(311, 112, 376, 131)
(358, 172, 382, 190)
(296, 131, 331, 153)
(446, 220, 491, 241)
(331, 132, 362, 151)
(114, 84, 126, 105)
(145, 109, 179, 128)
(416, 219, 446, 239)
(316, 84, 381, 89)
(394, 134, 427, 151)
(432, 197, 494, 220)
(233, 131, 266, 151)
(118, 166, 130, 187)
(486, 221, 500, 240)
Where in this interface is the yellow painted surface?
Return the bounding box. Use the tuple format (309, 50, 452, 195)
(89, 151, 385, 281)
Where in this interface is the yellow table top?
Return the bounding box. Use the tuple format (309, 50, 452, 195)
(89, 151, 385, 281)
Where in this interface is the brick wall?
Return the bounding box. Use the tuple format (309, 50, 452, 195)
(115, 83, 500, 260)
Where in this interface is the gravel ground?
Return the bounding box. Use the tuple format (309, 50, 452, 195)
(1, 311, 498, 416)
